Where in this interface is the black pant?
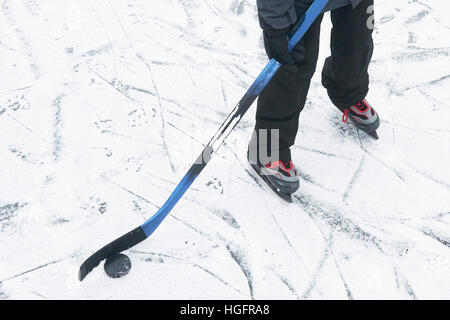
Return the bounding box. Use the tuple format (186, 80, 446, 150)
(254, 0, 374, 161)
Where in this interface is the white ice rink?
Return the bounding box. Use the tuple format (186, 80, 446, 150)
(0, 0, 449, 299)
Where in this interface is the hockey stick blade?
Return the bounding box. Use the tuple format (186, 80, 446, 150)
(78, 227, 147, 281)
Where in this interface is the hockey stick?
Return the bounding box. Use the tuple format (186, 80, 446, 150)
(79, 0, 330, 281)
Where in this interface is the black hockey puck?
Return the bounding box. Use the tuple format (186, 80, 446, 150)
(104, 253, 131, 278)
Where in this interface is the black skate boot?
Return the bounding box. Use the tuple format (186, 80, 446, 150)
(248, 151, 299, 203)
(342, 98, 380, 139)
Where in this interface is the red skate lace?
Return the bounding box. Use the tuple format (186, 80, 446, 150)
(342, 109, 349, 123)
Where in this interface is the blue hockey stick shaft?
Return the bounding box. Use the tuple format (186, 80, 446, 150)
(142, 0, 329, 236)
(79, 0, 330, 281)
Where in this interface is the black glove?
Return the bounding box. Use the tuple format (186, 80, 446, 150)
(261, 22, 305, 73)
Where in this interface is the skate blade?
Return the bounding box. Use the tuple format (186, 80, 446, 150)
(248, 163, 293, 204)
(347, 114, 379, 140)
(276, 191, 293, 203)
(366, 130, 379, 140)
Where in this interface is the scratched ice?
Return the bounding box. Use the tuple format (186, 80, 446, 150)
(0, 0, 449, 299)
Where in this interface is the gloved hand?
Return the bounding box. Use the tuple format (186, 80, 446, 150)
(262, 25, 305, 73)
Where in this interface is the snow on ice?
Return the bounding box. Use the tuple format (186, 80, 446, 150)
(0, 0, 449, 299)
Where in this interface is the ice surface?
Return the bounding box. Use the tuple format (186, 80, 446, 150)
(0, 0, 449, 299)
